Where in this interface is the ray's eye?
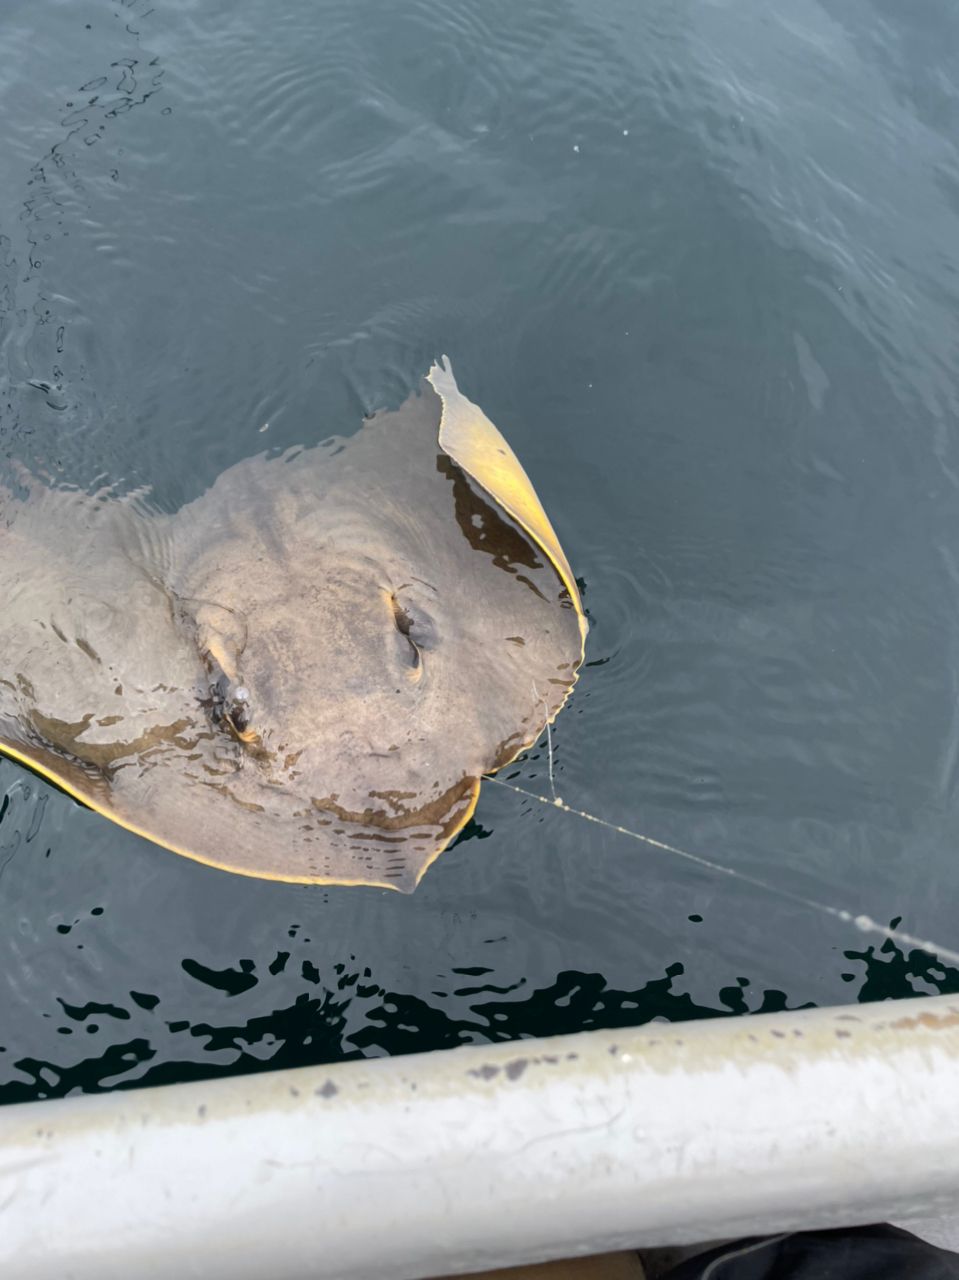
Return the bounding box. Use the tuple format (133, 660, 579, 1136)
(206, 663, 258, 743)
(229, 686, 252, 734)
(390, 593, 436, 678)
(391, 599, 421, 669)
(222, 683, 256, 742)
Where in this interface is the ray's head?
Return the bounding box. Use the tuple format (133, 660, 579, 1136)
(193, 546, 453, 791)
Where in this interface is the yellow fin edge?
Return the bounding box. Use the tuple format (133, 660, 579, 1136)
(0, 737, 478, 891)
(427, 355, 588, 662)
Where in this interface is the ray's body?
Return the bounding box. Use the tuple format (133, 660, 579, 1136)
(0, 362, 585, 890)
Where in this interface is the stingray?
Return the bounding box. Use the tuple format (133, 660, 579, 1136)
(0, 359, 586, 891)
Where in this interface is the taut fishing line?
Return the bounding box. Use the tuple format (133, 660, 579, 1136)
(485, 750, 959, 969)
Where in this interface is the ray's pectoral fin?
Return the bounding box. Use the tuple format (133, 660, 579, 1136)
(427, 355, 588, 652)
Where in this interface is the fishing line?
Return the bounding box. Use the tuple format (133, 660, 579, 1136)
(483, 773, 959, 968)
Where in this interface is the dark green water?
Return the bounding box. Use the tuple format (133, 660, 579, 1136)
(2, 0, 959, 1102)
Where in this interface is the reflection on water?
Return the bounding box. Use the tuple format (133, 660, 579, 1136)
(2, 893, 954, 1104)
(3, 0, 959, 1100)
